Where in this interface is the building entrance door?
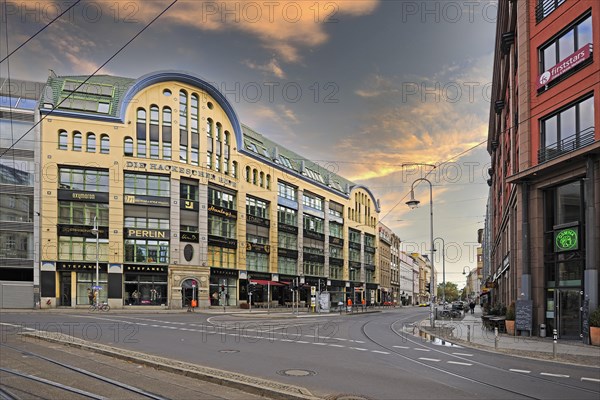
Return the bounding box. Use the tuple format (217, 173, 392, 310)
(556, 289, 581, 339)
(60, 272, 71, 306)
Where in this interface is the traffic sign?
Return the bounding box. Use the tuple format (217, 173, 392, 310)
(192, 280, 197, 287)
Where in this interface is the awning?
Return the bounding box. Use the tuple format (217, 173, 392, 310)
(249, 279, 286, 286)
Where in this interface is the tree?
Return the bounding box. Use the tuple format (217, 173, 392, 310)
(437, 282, 459, 302)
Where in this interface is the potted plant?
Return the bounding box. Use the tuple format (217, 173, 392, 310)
(590, 307, 600, 346)
(505, 302, 515, 335)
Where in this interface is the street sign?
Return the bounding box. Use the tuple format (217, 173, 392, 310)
(192, 280, 197, 287)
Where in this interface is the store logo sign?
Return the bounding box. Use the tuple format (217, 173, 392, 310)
(555, 228, 578, 252)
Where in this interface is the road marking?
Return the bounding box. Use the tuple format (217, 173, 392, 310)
(371, 350, 390, 355)
(540, 373, 569, 378)
(418, 358, 440, 362)
(452, 353, 473, 357)
(328, 344, 345, 348)
(353, 340, 365, 344)
(414, 348, 430, 352)
(393, 346, 409, 349)
(312, 342, 327, 346)
(351, 347, 368, 351)
(296, 340, 308, 344)
(581, 377, 600, 383)
(509, 369, 531, 374)
(447, 361, 472, 366)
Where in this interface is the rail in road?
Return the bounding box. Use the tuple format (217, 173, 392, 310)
(358, 315, 600, 399)
(0, 342, 169, 400)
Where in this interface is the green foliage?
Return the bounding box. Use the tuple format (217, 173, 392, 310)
(505, 302, 515, 320)
(590, 307, 600, 328)
(488, 303, 506, 316)
(437, 282, 460, 302)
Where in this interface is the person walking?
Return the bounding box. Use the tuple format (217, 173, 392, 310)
(469, 300, 476, 314)
(87, 288, 93, 305)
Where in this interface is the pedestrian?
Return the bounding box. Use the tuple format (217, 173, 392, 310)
(212, 291, 218, 305)
(469, 300, 476, 314)
(132, 290, 140, 305)
(87, 288, 93, 305)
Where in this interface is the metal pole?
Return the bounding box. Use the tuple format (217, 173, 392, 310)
(94, 215, 99, 308)
(267, 282, 271, 314)
(317, 280, 321, 314)
(428, 181, 435, 329)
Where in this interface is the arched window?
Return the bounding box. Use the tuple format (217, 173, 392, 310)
(232, 161, 238, 178)
(149, 105, 159, 159)
(266, 174, 271, 190)
(73, 131, 82, 151)
(58, 130, 68, 150)
(245, 166, 251, 183)
(162, 107, 172, 160)
(136, 108, 146, 157)
(86, 133, 96, 152)
(124, 137, 134, 156)
(259, 171, 264, 187)
(100, 134, 109, 154)
(252, 169, 258, 185)
(179, 90, 188, 163)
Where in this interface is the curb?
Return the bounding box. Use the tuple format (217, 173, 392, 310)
(416, 325, 600, 368)
(21, 330, 319, 400)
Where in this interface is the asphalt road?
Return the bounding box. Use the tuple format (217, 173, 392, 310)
(1, 308, 599, 400)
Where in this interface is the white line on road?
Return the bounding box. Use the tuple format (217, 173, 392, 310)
(393, 346, 409, 349)
(509, 369, 531, 374)
(452, 353, 473, 357)
(418, 358, 441, 362)
(414, 348, 430, 352)
(350, 347, 368, 351)
(312, 342, 327, 346)
(328, 344, 345, 348)
(447, 361, 472, 366)
(581, 377, 600, 383)
(371, 350, 390, 354)
(540, 373, 570, 378)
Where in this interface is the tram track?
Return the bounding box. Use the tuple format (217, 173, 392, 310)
(0, 342, 170, 400)
(358, 315, 599, 399)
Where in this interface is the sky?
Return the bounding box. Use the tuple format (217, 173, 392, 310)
(0, 0, 498, 286)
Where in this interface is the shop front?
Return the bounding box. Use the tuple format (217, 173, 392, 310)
(210, 267, 238, 306)
(123, 265, 168, 306)
(55, 262, 108, 307)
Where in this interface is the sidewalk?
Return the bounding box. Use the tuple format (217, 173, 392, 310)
(419, 305, 600, 367)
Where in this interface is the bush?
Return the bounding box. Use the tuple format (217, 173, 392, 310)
(590, 307, 600, 327)
(506, 302, 515, 321)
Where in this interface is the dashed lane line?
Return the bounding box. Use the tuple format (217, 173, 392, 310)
(328, 344, 345, 348)
(371, 350, 390, 355)
(509, 369, 531, 374)
(393, 346, 409, 349)
(447, 361, 472, 366)
(540, 373, 570, 378)
(581, 377, 600, 383)
(350, 347, 368, 351)
(414, 348, 430, 352)
(452, 353, 473, 357)
(418, 358, 441, 362)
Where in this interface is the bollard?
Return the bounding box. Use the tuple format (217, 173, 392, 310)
(553, 329, 558, 359)
(494, 327, 499, 350)
(467, 325, 471, 342)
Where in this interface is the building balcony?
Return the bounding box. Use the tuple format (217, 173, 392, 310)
(538, 127, 595, 164)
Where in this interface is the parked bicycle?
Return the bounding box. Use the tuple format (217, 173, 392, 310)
(439, 309, 461, 319)
(89, 302, 110, 312)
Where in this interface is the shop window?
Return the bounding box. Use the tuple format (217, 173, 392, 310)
(77, 272, 107, 305)
(124, 273, 167, 306)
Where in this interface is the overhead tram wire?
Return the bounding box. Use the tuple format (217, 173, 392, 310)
(0, 0, 82, 64)
(0, 0, 180, 159)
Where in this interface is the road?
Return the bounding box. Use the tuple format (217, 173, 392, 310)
(1, 308, 599, 399)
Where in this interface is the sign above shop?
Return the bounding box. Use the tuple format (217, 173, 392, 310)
(58, 189, 109, 203)
(124, 228, 170, 240)
(124, 194, 170, 207)
(555, 227, 578, 252)
(537, 43, 592, 90)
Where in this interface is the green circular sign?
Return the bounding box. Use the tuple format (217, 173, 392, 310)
(556, 228, 578, 251)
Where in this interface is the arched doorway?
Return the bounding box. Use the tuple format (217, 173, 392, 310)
(181, 278, 198, 308)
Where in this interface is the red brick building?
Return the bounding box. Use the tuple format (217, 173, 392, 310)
(486, 0, 599, 341)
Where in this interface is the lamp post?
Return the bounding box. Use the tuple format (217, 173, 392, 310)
(406, 178, 435, 328)
(91, 215, 100, 308)
(434, 237, 446, 306)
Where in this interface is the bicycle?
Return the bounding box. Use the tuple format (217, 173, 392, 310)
(89, 302, 110, 312)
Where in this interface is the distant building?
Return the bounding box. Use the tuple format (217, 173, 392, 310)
(377, 222, 392, 304)
(0, 77, 44, 308)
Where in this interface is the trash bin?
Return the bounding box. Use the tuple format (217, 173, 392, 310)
(539, 323, 546, 338)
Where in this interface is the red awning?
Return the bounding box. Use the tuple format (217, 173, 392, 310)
(249, 279, 286, 286)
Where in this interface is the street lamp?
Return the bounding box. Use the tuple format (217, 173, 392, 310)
(91, 215, 100, 308)
(434, 237, 446, 306)
(406, 178, 435, 328)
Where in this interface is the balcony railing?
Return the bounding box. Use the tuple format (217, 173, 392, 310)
(536, 0, 565, 24)
(538, 127, 595, 163)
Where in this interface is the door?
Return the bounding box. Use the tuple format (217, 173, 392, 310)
(60, 272, 71, 306)
(556, 289, 581, 339)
